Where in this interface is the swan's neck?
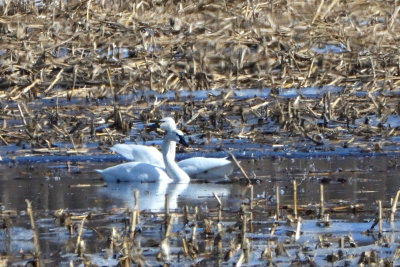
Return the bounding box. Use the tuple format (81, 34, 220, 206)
(162, 140, 190, 183)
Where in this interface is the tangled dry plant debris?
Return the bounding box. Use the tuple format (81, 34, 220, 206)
(0, 0, 399, 153)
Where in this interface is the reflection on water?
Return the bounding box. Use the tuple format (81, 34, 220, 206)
(0, 156, 399, 265)
(0, 156, 398, 215)
(100, 182, 235, 211)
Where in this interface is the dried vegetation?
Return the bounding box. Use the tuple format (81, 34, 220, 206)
(0, 0, 399, 152)
(1, 1, 400, 266)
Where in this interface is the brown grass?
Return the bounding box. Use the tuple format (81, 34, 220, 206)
(0, 0, 399, 150)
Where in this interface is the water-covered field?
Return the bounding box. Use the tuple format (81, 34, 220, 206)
(0, 155, 399, 266)
(1, 0, 400, 266)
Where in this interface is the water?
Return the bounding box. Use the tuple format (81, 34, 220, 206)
(0, 86, 399, 265)
(0, 156, 398, 213)
(0, 155, 399, 265)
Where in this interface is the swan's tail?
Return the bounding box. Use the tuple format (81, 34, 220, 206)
(95, 169, 104, 174)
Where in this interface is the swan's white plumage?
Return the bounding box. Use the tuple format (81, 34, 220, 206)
(110, 144, 164, 168)
(96, 162, 172, 183)
(111, 144, 234, 180)
(178, 157, 233, 179)
(98, 117, 233, 183)
(98, 118, 190, 183)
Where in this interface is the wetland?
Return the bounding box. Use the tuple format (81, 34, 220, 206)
(0, 0, 400, 266)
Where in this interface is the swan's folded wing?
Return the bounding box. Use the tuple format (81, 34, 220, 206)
(178, 157, 233, 179)
(97, 162, 172, 183)
(111, 144, 165, 168)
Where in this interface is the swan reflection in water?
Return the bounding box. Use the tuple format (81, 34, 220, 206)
(99, 182, 241, 212)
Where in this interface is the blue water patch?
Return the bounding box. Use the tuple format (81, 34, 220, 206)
(128, 88, 271, 102)
(386, 115, 400, 128)
(279, 85, 343, 98)
(51, 47, 69, 58)
(356, 114, 400, 128)
(311, 43, 348, 54)
(234, 88, 271, 98)
(2, 145, 400, 165)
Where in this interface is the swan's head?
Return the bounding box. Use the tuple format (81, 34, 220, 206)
(165, 129, 189, 147)
(159, 117, 177, 132)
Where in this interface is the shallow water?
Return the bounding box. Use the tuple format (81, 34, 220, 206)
(0, 156, 398, 213)
(0, 155, 399, 266)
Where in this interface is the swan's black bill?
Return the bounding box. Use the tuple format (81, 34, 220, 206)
(178, 134, 189, 147)
(146, 121, 162, 132)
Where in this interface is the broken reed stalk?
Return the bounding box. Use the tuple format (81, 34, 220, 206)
(107, 68, 114, 96)
(165, 193, 169, 224)
(295, 217, 302, 241)
(320, 184, 325, 217)
(0, 134, 8, 146)
(182, 237, 189, 257)
(276, 183, 280, 219)
(293, 179, 298, 219)
(130, 210, 137, 240)
(312, 0, 325, 24)
(44, 68, 63, 93)
(17, 104, 27, 126)
(134, 189, 140, 224)
(25, 199, 40, 257)
(191, 223, 197, 243)
(339, 236, 345, 249)
(227, 151, 250, 184)
(215, 223, 223, 258)
(249, 185, 254, 210)
(184, 205, 190, 225)
(236, 251, 245, 267)
(390, 189, 400, 222)
(195, 206, 199, 221)
(378, 200, 383, 237)
(213, 192, 223, 222)
(165, 214, 173, 238)
(75, 215, 87, 254)
(241, 213, 247, 248)
(86, 0, 92, 23)
(121, 240, 131, 267)
(157, 215, 175, 262)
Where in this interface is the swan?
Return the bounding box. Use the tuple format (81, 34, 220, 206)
(111, 144, 233, 180)
(96, 118, 190, 183)
(110, 120, 233, 180)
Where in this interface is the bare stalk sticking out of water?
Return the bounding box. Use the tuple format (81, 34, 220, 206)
(26, 199, 40, 264)
(378, 200, 383, 237)
(130, 210, 137, 240)
(213, 192, 222, 222)
(164, 193, 169, 225)
(295, 217, 302, 241)
(390, 189, 400, 222)
(293, 179, 298, 219)
(134, 189, 140, 224)
(157, 215, 174, 262)
(226, 151, 250, 184)
(320, 184, 325, 217)
(75, 215, 87, 254)
(276, 183, 280, 219)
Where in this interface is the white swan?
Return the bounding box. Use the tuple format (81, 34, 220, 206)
(96, 162, 172, 183)
(96, 118, 190, 183)
(111, 120, 233, 180)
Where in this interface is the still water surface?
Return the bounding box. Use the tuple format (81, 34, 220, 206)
(0, 155, 399, 265)
(0, 156, 397, 214)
